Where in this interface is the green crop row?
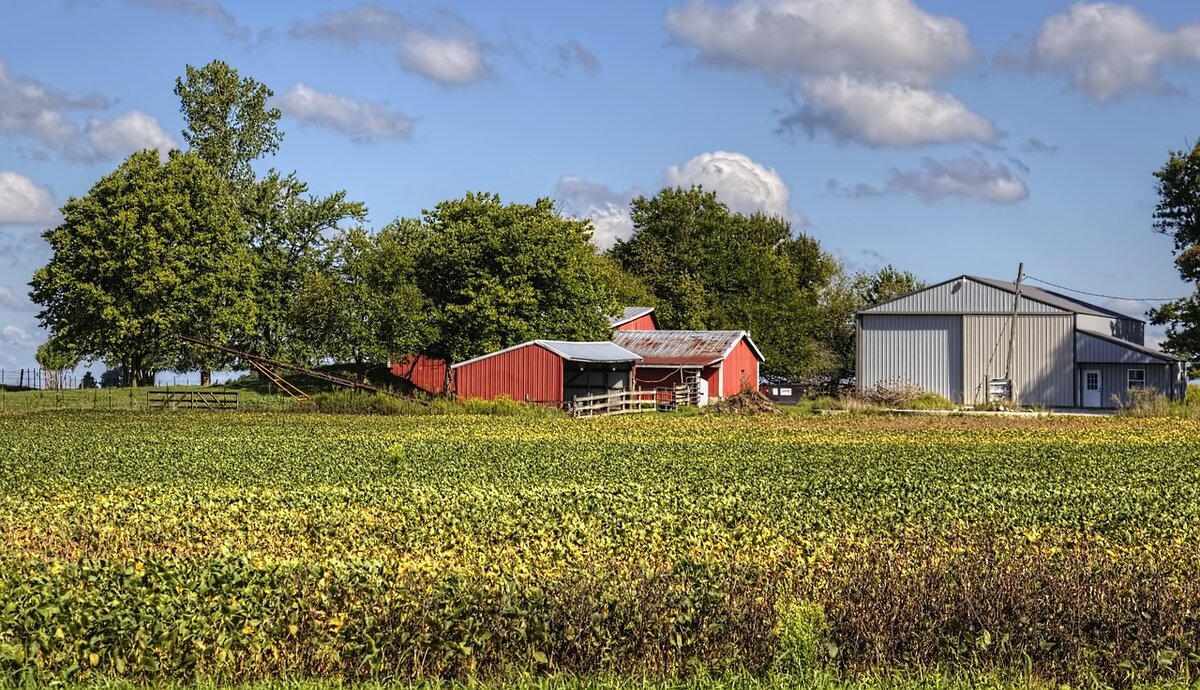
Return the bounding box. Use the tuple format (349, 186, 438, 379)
(0, 412, 1198, 687)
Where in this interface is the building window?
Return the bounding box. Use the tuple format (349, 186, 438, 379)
(1127, 369, 1145, 390)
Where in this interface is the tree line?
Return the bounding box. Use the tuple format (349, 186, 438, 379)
(29, 60, 922, 389)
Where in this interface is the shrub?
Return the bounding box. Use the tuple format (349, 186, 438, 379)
(1115, 388, 1172, 417)
(900, 392, 955, 411)
(775, 602, 831, 674)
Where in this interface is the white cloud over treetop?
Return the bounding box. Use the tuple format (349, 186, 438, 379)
(290, 4, 490, 86)
(664, 151, 792, 219)
(0, 172, 58, 225)
(828, 153, 1029, 204)
(780, 76, 996, 148)
(556, 151, 801, 250)
(275, 84, 415, 142)
(1022, 3, 1200, 101)
(665, 0, 976, 86)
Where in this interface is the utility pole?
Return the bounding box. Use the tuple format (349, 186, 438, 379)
(1004, 262, 1025, 403)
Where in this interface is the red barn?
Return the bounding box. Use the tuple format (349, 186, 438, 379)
(608, 306, 659, 332)
(612, 330, 764, 399)
(390, 355, 449, 394)
(452, 340, 642, 404)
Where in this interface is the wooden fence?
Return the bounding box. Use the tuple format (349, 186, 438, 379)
(147, 390, 239, 411)
(570, 389, 658, 418)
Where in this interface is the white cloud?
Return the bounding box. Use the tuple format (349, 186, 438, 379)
(124, 0, 249, 41)
(0, 286, 22, 310)
(828, 153, 1028, 203)
(275, 83, 415, 142)
(781, 76, 997, 148)
(557, 151, 803, 249)
(664, 151, 792, 219)
(0, 60, 173, 163)
(665, 0, 976, 86)
(553, 176, 640, 250)
(290, 5, 490, 86)
(85, 111, 176, 161)
(2, 324, 36, 348)
(1025, 3, 1200, 101)
(0, 172, 58, 224)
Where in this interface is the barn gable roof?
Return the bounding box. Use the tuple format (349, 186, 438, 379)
(612, 330, 764, 366)
(451, 340, 641, 369)
(860, 275, 1142, 321)
(608, 306, 657, 328)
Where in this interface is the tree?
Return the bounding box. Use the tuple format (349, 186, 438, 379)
(859, 265, 924, 307)
(80, 371, 97, 389)
(29, 150, 255, 387)
(611, 186, 849, 381)
(35, 337, 78, 390)
(1150, 140, 1200, 368)
(175, 60, 283, 189)
(399, 192, 618, 390)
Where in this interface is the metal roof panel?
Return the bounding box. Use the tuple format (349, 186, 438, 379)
(613, 330, 764, 365)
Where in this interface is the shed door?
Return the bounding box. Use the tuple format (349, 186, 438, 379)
(1082, 369, 1101, 407)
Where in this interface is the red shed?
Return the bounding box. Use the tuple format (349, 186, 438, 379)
(608, 306, 659, 332)
(390, 355, 449, 394)
(452, 340, 642, 404)
(612, 330, 764, 399)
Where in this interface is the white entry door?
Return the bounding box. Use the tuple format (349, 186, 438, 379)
(1082, 369, 1101, 407)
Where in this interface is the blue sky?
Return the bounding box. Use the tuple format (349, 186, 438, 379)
(2, 0, 1200, 376)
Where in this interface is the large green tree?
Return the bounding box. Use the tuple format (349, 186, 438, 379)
(610, 186, 849, 381)
(29, 151, 256, 387)
(1150, 140, 1200, 368)
(175, 60, 283, 188)
(397, 192, 618, 390)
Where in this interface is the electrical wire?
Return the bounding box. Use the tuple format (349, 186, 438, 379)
(1024, 275, 1180, 303)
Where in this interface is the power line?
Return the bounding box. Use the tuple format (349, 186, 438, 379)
(1024, 275, 1181, 303)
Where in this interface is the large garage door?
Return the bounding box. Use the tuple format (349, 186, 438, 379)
(859, 314, 963, 403)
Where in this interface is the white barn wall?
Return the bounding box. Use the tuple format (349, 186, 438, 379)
(859, 314, 963, 402)
(962, 315, 1074, 406)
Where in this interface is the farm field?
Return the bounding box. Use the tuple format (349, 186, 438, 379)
(0, 411, 1198, 689)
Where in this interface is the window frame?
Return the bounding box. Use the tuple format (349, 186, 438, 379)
(1127, 369, 1146, 390)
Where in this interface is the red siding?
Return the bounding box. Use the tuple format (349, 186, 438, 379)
(391, 355, 449, 394)
(455, 343, 564, 404)
(614, 314, 658, 332)
(719, 339, 760, 397)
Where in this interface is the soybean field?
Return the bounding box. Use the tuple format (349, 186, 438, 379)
(0, 411, 1198, 688)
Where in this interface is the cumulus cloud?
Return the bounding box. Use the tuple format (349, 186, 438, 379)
(0, 60, 173, 162)
(779, 76, 996, 148)
(290, 4, 489, 86)
(124, 0, 249, 41)
(557, 151, 803, 249)
(557, 40, 601, 75)
(554, 176, 642, 250)
(665, 0, 976, 85)
(664, 151, 792, 219)
(85, 111, 176, 161)
(828, 153, 1028, 203)
(1019, 3, 1200, 101)
(1, 324, 36, 348)
(275, 83, 415, 142)
(0, 172, 58, 225)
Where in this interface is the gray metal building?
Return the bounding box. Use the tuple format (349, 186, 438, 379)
(856, 275, 1188, 408)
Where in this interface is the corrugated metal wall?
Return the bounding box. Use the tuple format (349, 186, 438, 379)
(391, 355, 449, 394)
(962, 315, 1074, 406)
(1078, 364, 1174, 407)
(1076, 315, 1144, 345)
(1076, 331, 1166, 365)
(859, 314, 963, 402)
(719, 338, 760, 396)
(865, 278, 1065, 314)
(455, 344, 563, 403)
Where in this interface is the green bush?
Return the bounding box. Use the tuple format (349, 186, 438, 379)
(775, 602, 831, 674)
(899, 393, 954, 411)
(306, 390, 561, 417)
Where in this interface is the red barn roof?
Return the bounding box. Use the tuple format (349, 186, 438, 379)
(612, 330, 764, 366)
